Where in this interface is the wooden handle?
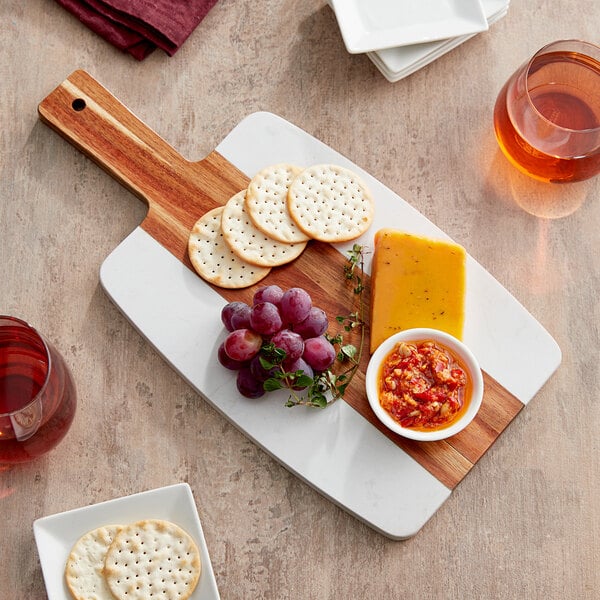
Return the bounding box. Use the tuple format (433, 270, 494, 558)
(37, 70, 248, 263)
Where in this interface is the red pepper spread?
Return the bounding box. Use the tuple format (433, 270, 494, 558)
(378, 340, 468, 431)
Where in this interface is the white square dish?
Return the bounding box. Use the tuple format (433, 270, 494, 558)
(368, 0, 509, 79)
(33, 483, 220, 600)
(331, 0, 488, 54)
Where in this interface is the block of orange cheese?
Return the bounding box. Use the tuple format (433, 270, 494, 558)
(369, 229, 466, 353)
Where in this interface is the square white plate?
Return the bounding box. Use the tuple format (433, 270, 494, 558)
(331, 0, 489, 54)
(368, 0, 509, 77)
(368, 9, 509, 82)
(33, 483, 220, 600)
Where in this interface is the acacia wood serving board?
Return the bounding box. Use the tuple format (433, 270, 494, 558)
(38, 71, 561, 538)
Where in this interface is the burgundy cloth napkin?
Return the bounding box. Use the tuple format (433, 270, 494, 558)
(55, 0, 219, 60)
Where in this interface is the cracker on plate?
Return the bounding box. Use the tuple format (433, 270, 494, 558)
(245, 163, 310, 243)
(188, 206, 271, 288)
(65, 524, 123, 600)
(103, 519, 201, 600)
(287, 164, 374, 243)
(221, 190, 307, 267)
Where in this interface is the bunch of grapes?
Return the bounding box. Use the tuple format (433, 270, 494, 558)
(218, 285, 337, 400)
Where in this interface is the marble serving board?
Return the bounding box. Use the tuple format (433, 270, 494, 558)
(38, 70, 561, 539)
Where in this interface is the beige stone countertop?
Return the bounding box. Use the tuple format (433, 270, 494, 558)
(1, 1, 599, 598)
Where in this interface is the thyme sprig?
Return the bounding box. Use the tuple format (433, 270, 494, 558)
(262, 244, 368, 408)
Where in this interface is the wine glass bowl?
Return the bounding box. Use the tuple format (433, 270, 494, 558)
(0, 316, 77, 465)
(494, 39, 600, 183)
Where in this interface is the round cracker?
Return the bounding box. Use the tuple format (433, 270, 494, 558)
(221, 191, 307, 267)
(245, 163, 310, 243)
(287, 164, 374, 243)
(188, 206, 271, 289)
(103, 519, 201, 600)
(65, 524, 123, 600)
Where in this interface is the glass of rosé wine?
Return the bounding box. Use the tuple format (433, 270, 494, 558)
(0, 316, 77, 465)
(494, 40, 600, 183)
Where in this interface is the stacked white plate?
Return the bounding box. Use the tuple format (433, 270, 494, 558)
(330, 0, 510, 82)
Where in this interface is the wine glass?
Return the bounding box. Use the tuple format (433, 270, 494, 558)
(0, 316, 77, 465)
(494, 40, 600, 183)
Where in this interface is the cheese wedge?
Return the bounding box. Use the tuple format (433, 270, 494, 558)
(369, 229, 466, 353)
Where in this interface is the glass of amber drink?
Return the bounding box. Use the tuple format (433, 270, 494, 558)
(0, 316, 77, 465)
(494, 40, 600, 183)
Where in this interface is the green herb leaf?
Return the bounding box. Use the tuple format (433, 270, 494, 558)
(310, 395, 328, 408)
(341, 344, 357, 360)
(264, 378, 284, 392)
(259, 356, 276, 369)
(294, 374, 314, 388)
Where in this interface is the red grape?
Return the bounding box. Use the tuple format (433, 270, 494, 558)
(218, 342, 247, 370)
(221, 301, 252, 331)
(293, 307, 329, 338)
(271, 329, 304, 361)
(280, 287, 312, 325)
(236, 367, 265, 398)
(253, 285, 284, 306)
(303, 336, 336, 371)
(250, 355, 278, 382)
(283, 357, 314, 390)
(221, 301, 249, 331)
(250, 302, 283, 335)
(223, 329, 262, 362)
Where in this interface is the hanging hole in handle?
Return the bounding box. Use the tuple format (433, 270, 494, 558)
(72, 98, 86, 111)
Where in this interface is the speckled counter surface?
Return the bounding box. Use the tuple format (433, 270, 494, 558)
(1, 1, 599, 598)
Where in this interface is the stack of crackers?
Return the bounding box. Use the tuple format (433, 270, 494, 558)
(188, 163, 375, 289)
(65, 519, 201, 600)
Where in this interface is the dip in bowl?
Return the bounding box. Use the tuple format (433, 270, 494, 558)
(366, 328, 484, 441)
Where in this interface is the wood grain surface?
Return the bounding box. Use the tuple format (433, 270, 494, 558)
(2, 1, 599, 598)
